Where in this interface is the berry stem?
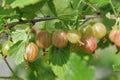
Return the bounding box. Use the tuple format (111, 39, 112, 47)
(78, 40, 85, 46)
(41, 49, 47, 56)
(92, 51, 99, 58)
(102, 37, 107, 43)
(25, 61, 30, 69)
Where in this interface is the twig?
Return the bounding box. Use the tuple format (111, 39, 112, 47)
(79, 14, 119, 26)
(5, 16, 56, 29)
(0, 54, 23, 80)
(0, 53, 14, 74)
(0, 76, 13, 79)
(3, 57, 15, 74)
(4, 14, 119, 30)
(109, 0, 117, 15)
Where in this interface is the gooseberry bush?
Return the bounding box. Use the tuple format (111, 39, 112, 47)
(0, 0, 120, 80)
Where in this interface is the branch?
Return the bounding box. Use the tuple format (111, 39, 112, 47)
(0, 76, 22, 80)
(79, 14, 119, 26)
(0, 76, 13, 79)
(4, 15, 119, 29)
(5, 16, 56, 29)
(0, 54, 23, 80)
(3, 57, 15, 74)
(0, 53, 15, 74)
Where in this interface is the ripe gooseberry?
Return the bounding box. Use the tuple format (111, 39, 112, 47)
(24, 43, 38, 63)
(114, 32, 120, 47)
(81, 36, 98, 57)
(67, 30, 84, 45)
(52, 30, 68, 48)
(109, 29, 118, 43)
(36, 31, 52, 55)
(91, 22, 106, 39)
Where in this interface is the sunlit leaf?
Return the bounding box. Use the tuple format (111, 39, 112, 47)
(11, 29, 27, 43)
(51, 53, 95, 80)
(11, 0, 42, 8)
(89, 0, 109, 7)
(27, 58, 56, 80)
(9, 41, 25, 65)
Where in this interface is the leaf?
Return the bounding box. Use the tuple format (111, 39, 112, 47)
(9, 41, 25, 65)
(1, 0, 14, 7)
(52, 0, 78, 20)
(48, 0, 57, 16)
(11, 29, 27, 43)
(71, 0, 82, 9)
(11, 0, 42, 8)
(51, 53, 95, 80)
(89, 0, 109, 7)
(53, 0, 70, 14)
(0, 6, 14, 16)
(27, 58, 56, 80)
(19, 1, 46, 19)
(49, 46, 70, 66)
(113, 64, 120, 71)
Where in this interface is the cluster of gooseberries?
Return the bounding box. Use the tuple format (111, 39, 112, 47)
(23, 22, 107, 66)
(0, 22, 108, 68)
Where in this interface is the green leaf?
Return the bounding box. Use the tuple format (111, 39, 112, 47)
(27, 58, 56, 80)
(89, 0, 109, 7)
(11, 29, 27, 43)
(9, 41, 25, 65)
(49, 46, 70, 66)
(19, 1, 46, 19)
(11, 0, 42, 8)
(48, 0, 57, 16)
(0, 6, 14, 16)
(113, 64, 120, 71)
(71, 0, 82, 9)
(51, 53, 95, 80)
(1, 0, 14, 7)
(53, 0, 70, 14)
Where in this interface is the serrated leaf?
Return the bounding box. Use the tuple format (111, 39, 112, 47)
(11, 0, 42, 8)
(53, 0, 70, 14)
(52, 0, 78, 20)
(9, 41, 25, 65)
(27, 58, 56, 80)
(113, 64, 120, 71)
(49, 46, 70, 66)
(51, 53, 95, 80)
(11, 30, 27, 43)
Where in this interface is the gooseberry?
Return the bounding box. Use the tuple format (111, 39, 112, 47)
(81, 36, 97, 53)
(52, 30, 68, 48)
(24, 43, 38, 63)
(109, 29, 118, 43)
(92, 22, 106, 39)
(67, 30, 84, 45)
